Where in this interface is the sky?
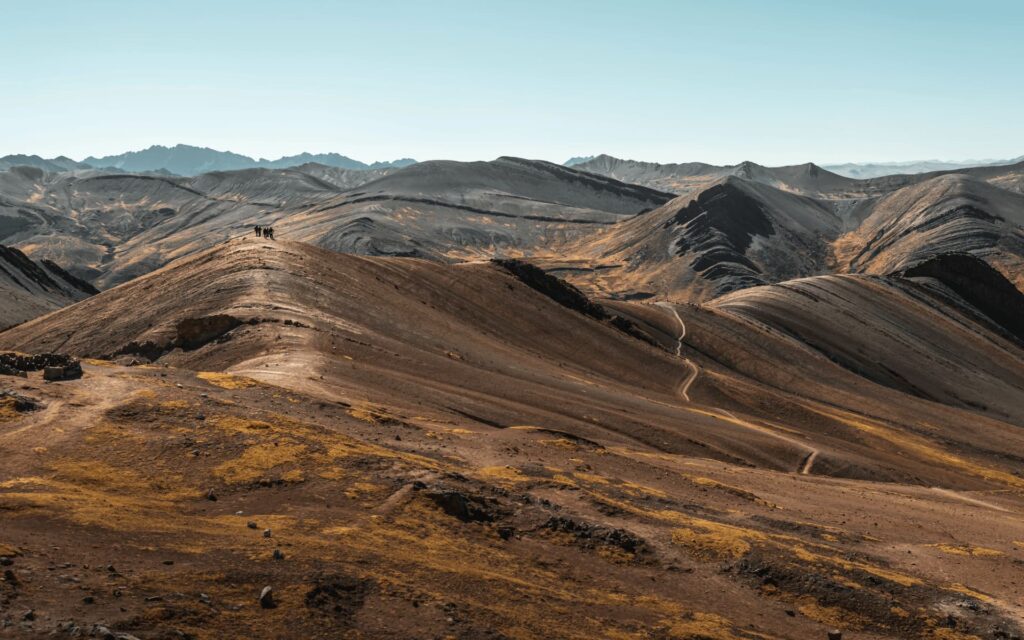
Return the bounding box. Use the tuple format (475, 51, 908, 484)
(2, 0, 1023, 166)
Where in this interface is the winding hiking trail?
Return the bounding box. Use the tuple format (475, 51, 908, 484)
(929, 487, 1010, 513)
(654, 301, 700, 401)
(654, 301, 821, 475)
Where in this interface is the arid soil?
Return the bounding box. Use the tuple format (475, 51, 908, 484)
(2, 239, 1023, 639)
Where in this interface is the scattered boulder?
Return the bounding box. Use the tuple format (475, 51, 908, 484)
(542, 515, 648, 556)
(259, 585, 275, 609)
(0, 391, 39, 412)
(424, 489, 503, 523)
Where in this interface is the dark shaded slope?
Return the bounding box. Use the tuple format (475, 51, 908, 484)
(900, 252, 1024, 344)
(552, 176, 838, 301)
(835, 174, 1024, 290)
(711, 273, 1024, 422)
(0, 244, 96, 328)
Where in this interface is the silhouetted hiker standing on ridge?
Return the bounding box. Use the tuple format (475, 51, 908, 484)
(255, 225, 262, 237)
(264, 227, 274, 240)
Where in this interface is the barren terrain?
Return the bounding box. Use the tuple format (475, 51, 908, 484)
(1, 239, 1023, 639)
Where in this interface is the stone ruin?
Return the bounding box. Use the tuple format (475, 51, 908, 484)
(0, 352, 83, 381)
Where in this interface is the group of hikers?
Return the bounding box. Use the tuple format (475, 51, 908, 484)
(254, 225, 275, 239)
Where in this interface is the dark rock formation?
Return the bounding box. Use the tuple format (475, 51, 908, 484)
(175, 315, 243, 349)
(900, 253, 1024, 344)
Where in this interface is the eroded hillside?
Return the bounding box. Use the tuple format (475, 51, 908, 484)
(2, 239, 1024, 639)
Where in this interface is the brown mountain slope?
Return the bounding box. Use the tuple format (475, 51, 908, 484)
(834, 173, 1024, 289)
(709, 272, 1024, 423)
(0, 158, 673, 294)
(542, 176, 842, 301)
(546, 170, 1024, 302)
(276, 157, 674, 261)
(3, 239, 1024, 638)
(0, 244, 96, 330)
(573, 154, 864, 198)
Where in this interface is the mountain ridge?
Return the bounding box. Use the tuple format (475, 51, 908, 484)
(75, 144, 418, 176)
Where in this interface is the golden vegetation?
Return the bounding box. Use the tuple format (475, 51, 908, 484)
(213, 442, 307, 484)
(928, 543, 1003, 557)
(196, 371, 259, 389)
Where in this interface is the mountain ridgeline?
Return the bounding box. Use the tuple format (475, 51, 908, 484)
(1, 146, 1024, 640)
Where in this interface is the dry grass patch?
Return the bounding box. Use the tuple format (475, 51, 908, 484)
(214, 442, 307, 484)
(928, 544, 1002, 557)
(197, 371, 259, 389)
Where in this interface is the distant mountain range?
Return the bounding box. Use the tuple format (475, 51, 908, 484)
(83, 144, 417, 176)
(564, 154, 1024, 179)
(5, 146, 1023, 179)
(0, 154, 93, 173)
(0, 145, 417, 177)
(822, 157, 1024, 179)
(563, 156, 596, 167)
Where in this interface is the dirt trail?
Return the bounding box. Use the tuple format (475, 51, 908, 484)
(0, 368, 136, 465)
(929, 487, 1011, 513)
(799, 450, 819, 475)
(654, 302, 700, 401)
(653, 302, 821, 475)
(716, 409, 821, 475)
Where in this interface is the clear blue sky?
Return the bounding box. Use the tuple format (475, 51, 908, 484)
(3, 0, 1022, 165)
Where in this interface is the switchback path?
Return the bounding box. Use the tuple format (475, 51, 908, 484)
(654, 301, 821, 475)
(654, 301, 700, 402)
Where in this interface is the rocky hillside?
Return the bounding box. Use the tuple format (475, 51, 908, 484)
(2, 238, 1023, 638)
(0, 244, 96, 329)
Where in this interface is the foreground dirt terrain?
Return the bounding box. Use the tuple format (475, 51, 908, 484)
(2, 239, 1023, 639)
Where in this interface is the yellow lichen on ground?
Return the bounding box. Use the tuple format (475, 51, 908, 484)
(832, 574, 864, 590)
(661, 612, 743, 640)
(213, 442, 306, 483)
(83, 358, 116, 367)
(820, 409, 1024, 489)
(0, 474, 199, 533)
(796, 596, 869, 627)
(210, 415, 274, 434)
(540, 438, 580, 450)
(688, 476, 771, 505)
(572, 471, 611, 485)
(671, 520, 766, 560)
(50, 459, 196, 500)
(928, 543, 1003, 557)
(475, 465, 528, 484)
(197, 371, 259, 389)
(348, 404, 395, 425)
(946, 584, 993, 603)
(344, 481, 382, 499)
(159, 400, 191, 410)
